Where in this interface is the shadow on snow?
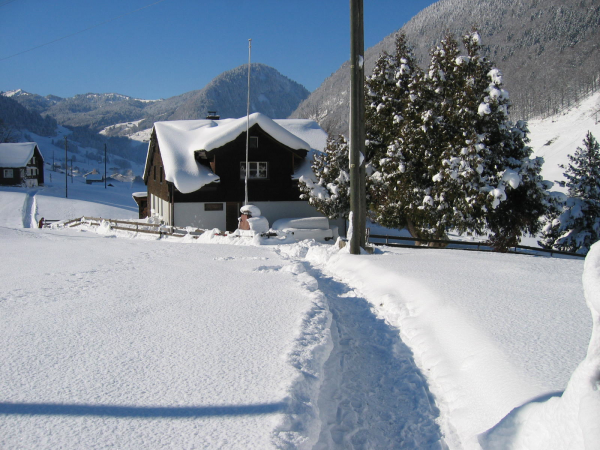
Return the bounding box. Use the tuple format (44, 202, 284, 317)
(0, 402, 286, 418)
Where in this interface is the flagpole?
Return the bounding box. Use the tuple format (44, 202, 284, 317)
(245, 38, 252, 206)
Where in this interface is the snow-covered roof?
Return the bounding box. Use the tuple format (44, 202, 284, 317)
(149, 113, 322, 194)
(273, 119, 329, 182)
(0, 142, 39, 168)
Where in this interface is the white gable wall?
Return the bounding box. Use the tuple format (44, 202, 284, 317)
(174, 203, 226, 230)
(166, 200, 346, 236)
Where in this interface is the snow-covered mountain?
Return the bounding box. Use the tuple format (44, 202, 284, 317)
(2, 63, 309, 170)
(2, 63, 309, 136)
(291, 0, 600, 135)
(529, 91, 600, 190)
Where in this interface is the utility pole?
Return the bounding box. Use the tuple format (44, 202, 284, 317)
(349, 0, 366, 254)
(64, 136, 68, 198)
(70, 157, 73, 183)
(104, 143, 107, 189)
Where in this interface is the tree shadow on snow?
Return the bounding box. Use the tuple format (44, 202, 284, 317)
(0, 401, 286, 418)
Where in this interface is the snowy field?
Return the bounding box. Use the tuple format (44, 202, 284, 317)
(1, 95, 599, 448)
(1, 164, 598, 449)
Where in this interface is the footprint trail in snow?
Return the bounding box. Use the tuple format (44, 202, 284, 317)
(308, 265, 444, 449)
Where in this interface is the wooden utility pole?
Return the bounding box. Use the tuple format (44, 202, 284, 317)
(104, 143, 107, 189)
(349, 0, 366, 254)
(71, 157, 73, 183)
(64, 136, 68, 198)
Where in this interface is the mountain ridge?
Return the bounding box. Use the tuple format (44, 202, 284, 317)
(2, 63, 310, 136)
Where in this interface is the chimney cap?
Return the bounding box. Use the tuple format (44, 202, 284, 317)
(206, 111, 220, 120)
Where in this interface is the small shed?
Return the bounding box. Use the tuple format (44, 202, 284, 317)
(0, 142, 44, 187)
(132, 192, 148, 219)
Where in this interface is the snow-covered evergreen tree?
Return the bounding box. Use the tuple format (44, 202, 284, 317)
(366, 34, 432, 237)
(540, 131, 600, 254)
(367, 31, 551, 248)
(425, 32, 550, 249)
(299, 135, 351, 219)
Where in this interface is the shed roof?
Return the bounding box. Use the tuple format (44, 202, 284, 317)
(147, 113, 322, 194)
(0, 142, 39, 168)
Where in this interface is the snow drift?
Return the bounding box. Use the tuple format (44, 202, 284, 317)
(480, 241, 600, 449)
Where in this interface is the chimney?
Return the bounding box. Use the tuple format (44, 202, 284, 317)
(206, 111, 220, 120)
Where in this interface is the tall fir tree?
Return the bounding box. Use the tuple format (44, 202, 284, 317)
(367, 31, 551, 248)
(423, 31, 549, 249)
(540, 131, 600, 254)
(366, 34, 433, 238)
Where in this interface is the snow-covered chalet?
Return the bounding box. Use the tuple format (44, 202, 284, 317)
(141, 113, 342, 233)
(0, 142, 44, 187)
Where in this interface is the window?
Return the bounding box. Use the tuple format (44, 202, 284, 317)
(3, 169, 13, 178)
(153, 166, 156, 181)
(31, 157, 36, 165)
(160, 167, 163, 183)
(250, 136, 259, 149)
(240, 162, 268, 179)
(204, 203, 224, 211)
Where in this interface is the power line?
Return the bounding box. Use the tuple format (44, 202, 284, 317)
(0, 0, 169, 62)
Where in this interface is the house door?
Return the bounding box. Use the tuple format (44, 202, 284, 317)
(226, 202, 241, 232)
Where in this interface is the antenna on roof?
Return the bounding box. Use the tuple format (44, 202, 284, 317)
(244, 38, 252, 206)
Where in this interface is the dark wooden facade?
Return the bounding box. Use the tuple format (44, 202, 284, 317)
(0, 145, 44, 187)
(145, 123, 308, 230)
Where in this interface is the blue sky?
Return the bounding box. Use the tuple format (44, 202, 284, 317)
(0, 0, 438, 100)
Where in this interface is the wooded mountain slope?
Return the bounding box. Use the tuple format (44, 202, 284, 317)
(291, 0, 600, 135)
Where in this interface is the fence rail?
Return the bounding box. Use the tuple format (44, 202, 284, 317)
(47, 218, 584, 258)
(368, 234, 585, 258)
(51, 217, 206, 238)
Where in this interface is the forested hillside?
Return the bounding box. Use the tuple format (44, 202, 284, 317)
(291, 0, 600, 135)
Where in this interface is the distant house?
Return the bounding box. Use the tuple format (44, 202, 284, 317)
(142, 113, 343, 233)
(83, 171, 104, 184)
(0, 142, 44, 187)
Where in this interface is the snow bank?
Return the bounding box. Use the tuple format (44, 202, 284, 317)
(303, 244, 588, 449)
(480, 242, 600, 449)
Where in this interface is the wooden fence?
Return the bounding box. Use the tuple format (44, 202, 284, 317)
(368, 234, 585, 258)
(51, 217, 206, 239)
(46, 218, 584, 258)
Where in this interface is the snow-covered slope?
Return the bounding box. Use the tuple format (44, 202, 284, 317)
(529, 91, 600, 191)
(1, 164, 597, 448)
